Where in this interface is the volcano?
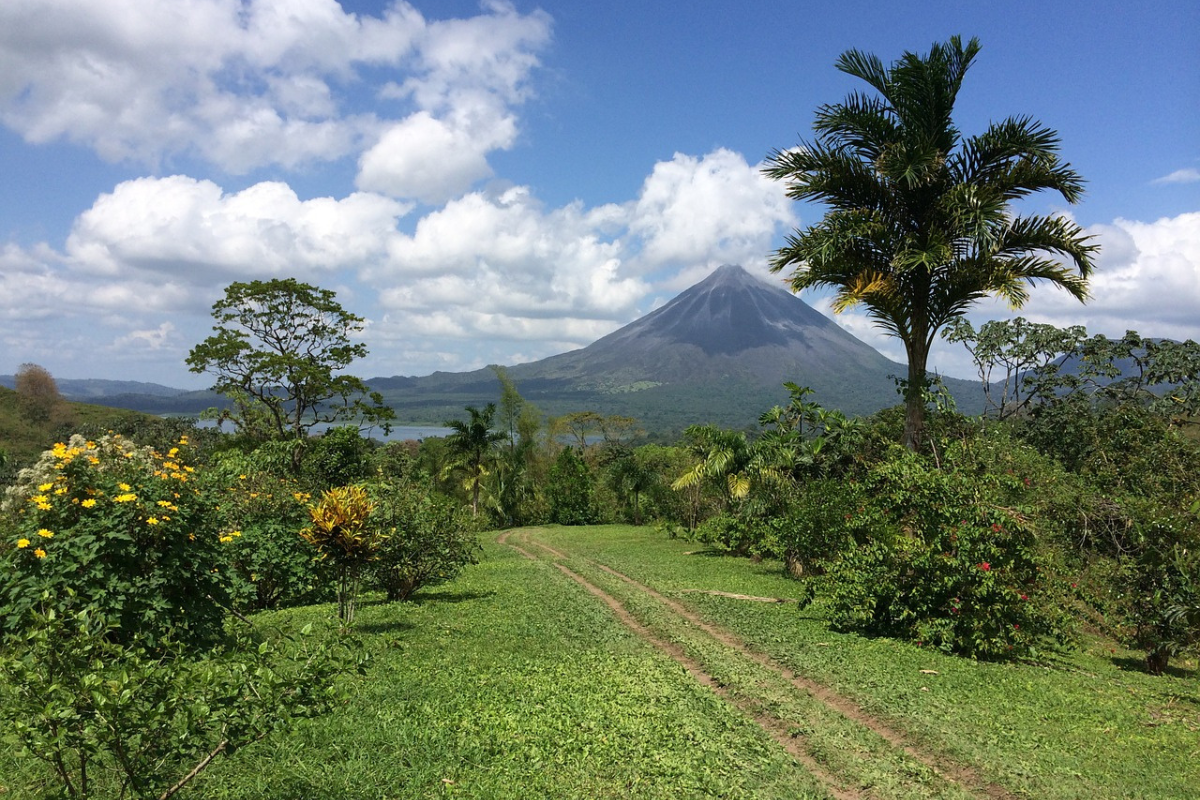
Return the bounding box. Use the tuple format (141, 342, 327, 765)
(371, 265, 981, 432)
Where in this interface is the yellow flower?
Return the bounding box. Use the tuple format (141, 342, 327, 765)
(30, 495, 48, 505)
(37, 529, 54, 538)
(81, 499, 97, 508)
(146, 517, 159, 526)
(114, 493, 137, 503)
(35, 501, 52, 512)
(16, 539, 29, 549)
(87, 456, 100, 465)
(54, 487, 67, 495)
(34, 548, 46, 559)
(38, 483, 53, 492)
(118, 483, 131, 491)
(219, 535, 233, 543)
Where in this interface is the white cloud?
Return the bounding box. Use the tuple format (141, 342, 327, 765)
(1153, 168, 1200, 185)
(628, 149, 796, 275)
(0, 0, 549, 182)
(355, 110, 513, 204)
(110, 322, 179, 352)
(372, 184, 644, 350)
(64, 175, 410, 284)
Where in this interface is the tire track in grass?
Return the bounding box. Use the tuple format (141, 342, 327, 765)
(497, 530, 860, 800)
(510, 529, 1020, 800)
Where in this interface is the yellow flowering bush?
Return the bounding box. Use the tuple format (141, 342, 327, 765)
(200, 443, 330, 611)
(0, 433, 227, 650)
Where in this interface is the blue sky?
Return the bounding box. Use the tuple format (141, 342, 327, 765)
(1, 0, 1197, 390)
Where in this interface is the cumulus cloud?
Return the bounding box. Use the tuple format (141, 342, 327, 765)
(64, 175, 410, 284)
(371, 185, 643, 348)
(356, 110, 512, 204)
(628, 149, 796, 276)
(110, 322, 179, 352)
(0, 0, 549, 188)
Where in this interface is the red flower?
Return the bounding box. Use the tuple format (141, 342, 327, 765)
(991, 523, 1003, 533)
(978, 562, 991, 571)
(1013, 624, 1020, 630)
(1019, 593, 1028, 601)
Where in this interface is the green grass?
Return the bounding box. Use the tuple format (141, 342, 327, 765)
(3, 524, 1196, 798)
(533, 525, 1200, 799)
(184, 540, 823, 799)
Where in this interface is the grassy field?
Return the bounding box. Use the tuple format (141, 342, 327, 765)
(3, 525, 1197, 798)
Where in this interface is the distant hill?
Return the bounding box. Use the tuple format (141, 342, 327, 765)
(0, 376, 185, 399)
(370, 265, 984, 432)
(0, 376, 224, 416)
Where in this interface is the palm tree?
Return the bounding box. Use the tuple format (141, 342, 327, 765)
(443, 403, 505, 516)
(608, 452, 658, 525)
(763, 36, 1098, 449)
(672, 424, 753, 502)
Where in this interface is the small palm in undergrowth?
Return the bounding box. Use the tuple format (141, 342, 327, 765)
(301, 486, 382, 626)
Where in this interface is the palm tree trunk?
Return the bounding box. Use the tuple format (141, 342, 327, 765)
(903, 338, 930, 451)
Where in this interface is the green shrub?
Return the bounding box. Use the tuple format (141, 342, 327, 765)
(1123, 524, 1200, 675)
(203, 447, 329, 611)
(547, 447, 599, 525)
(364, 479, 480, 601)
(692, 512, 758, 554)
(811, 439, 1073, 660)
(301, 425, 375, 491)
(753, 478, 862, 576)
(0, 433, 226, 651)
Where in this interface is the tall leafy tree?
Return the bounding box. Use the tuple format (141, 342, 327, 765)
(187, 279, 394, 460)
(764, 36, 1097, 449)
(443, 403, 505, 517)
(14, 363, 62, 424)
(490, 366, 542, 525)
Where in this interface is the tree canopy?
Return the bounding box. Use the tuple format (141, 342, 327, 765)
(763, 36, 1097, 449)
(186, 278, 393, 449)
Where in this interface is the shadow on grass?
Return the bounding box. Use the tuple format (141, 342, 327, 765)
(353, 619, 416, 635)
(412, 588, 496, 605)
(1111, 655, 1198, 680)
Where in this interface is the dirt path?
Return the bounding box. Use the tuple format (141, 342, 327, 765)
(498, 530, 861, 800)
(499, 528, 1019, 800)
